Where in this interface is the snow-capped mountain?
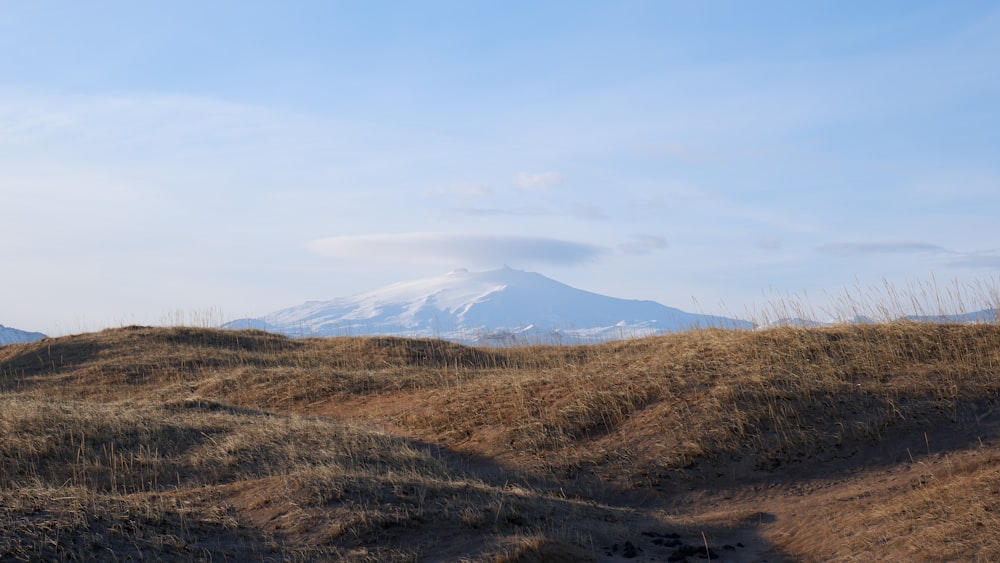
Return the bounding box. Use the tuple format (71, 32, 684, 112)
(225, 267, 752, 344)
(0, 324, 46, 345)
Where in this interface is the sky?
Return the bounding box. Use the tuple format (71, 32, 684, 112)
(3, 1, 1000, 335)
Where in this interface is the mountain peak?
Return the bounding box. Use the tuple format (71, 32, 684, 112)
(224, 269, 750, 343)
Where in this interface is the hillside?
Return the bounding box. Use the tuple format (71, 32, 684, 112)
(2, 323, 999, 561)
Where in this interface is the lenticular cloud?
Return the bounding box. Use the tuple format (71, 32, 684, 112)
(308, 233, 606, 266)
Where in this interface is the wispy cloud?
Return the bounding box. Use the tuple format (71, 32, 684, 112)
(516, 171, 564, 191)
(423, 183, 492, 199)
(308, 233, 607, 267)
(756, 235, 783, 250)
(636, 141, 718, 164)
(569, 203, 609, 220)
(449, 206, 547, 217)
(818, 242, 949, 256)
(619, 234, 668, 255)
(947, 253, 1000, 269)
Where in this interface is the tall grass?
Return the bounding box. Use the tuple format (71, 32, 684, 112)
(747, 276, 1000, 327)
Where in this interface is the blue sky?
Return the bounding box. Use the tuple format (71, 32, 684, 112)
(3, 1, 1000, 334)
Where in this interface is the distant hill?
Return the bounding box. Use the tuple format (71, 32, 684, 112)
(755, 310, 998, 330)
(903, 309, 998, 324)
(224, 267, 751, 343)
(0, 324, 46, 345)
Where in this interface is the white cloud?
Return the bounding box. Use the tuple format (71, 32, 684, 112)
(516, 171, 564, 191)
(423, 183, 493, 199)
(308, 233, 607, 267)
(618, 234, 668, 255)
(637, 141, 718, 164)
(818, 242, 948, 256)
(947, 252, 1000, 270)
(449, 206, 547, 217)
(756, 235, 783, 250)
(569, 203, 609, 220)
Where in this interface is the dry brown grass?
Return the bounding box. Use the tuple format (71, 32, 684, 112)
(1, 322, 999, 560)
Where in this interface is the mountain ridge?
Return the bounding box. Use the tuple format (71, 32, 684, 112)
(0, 324, 47, 345)
(757, 309, 999, 330)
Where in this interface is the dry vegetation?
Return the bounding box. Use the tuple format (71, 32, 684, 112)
(1, 321, 999, 561)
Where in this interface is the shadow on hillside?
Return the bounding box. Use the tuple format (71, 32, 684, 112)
(0, 337, 105, 383)
(652, 398, 1000, 497)
(351, 336, 518, 369)
(2, 492, 295, 561)
(157, 326, 302, 352)
(395, 435, 794, 562)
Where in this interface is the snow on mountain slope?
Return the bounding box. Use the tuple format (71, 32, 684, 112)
(224, 267, 752, 343)
(0, 324, 47, 345)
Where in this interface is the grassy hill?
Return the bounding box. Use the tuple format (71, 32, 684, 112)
(2, 323, 999, 561)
